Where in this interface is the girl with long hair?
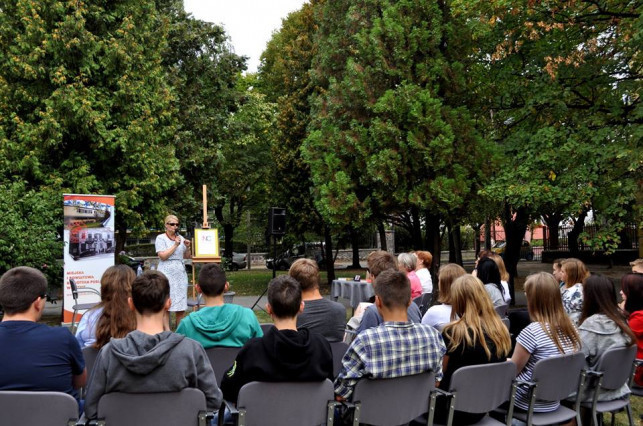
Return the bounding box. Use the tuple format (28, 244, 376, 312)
(475, 257, 505, 308)
(577, 274, 636, 401)
(560, 258, 590, 324)
(511, 272, 581, 412)
(490, 254, 512, 304)
(75, 265, 136, 349)
(621, 272, 643, 386)
(421, 264, 466, 330)
(434, 275, 512, 424)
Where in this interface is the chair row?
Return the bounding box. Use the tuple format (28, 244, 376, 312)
(2, 346, 637, 426)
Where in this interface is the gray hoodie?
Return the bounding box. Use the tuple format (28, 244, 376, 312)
(578, 314, 632, 401)
(84, 330, 222, 419)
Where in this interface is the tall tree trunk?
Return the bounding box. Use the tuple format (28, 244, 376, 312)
(411, 206, 422, 249)
(377, 222, 387, 252)
(323, 226, 335, 286)
(447, 220, 462, 265)
(473, 223, 481, 257)
(115, 221, 128, 258)
(425, 211, 441, 276)
(448, 222, 456, 263)
(223, 223, 234, 258)
(542, 212, 563, 250)
(568, 210, 588, 256)
(350, 227, 361, 269)
(484, 217, 492, 250)
(502, 205, 530, 305)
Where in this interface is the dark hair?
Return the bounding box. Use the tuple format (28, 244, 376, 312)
(580, 275, 635, 344)
(94, 265, 136, 349)
(476, 257, 504, 296)
(289, 258, 320, 291)
(623, 273, 643, 314)
(267, 275, 302, 318)
(367, 250, 397, 278)
(131, 271, 170, 314)
(0, 267, 47, 315)
(198, 263, 227, 296)
(373, 269, 411, 309)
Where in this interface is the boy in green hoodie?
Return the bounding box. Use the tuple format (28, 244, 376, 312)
(177, 263, 262, 348)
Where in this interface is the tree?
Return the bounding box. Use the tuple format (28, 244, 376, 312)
(0, 0, 180, 268)
(303, 0, 495, 265)
(212, 76, 276, 258)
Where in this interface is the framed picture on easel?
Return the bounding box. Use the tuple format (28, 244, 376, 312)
(194, 229, 220, 259)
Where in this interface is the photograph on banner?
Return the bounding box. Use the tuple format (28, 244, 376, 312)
(63, 194, 115, 325)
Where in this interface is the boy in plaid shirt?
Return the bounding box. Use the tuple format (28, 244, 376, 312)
(335, 269, 445, 401)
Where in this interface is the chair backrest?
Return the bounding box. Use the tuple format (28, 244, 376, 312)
(82, 346, 100, 385)
(351, 371, 436, 426)
(595, 345, 637, 391)
(330, 341, 349, 378)
(0, 390, 79, 426)
(448, 361, 516, 413)
(495, 303, 508, 317)
(96, 388, 206, 426)
(236, 380, 334, 426)
(204, 346, 241, 387)
(501, 317, 510, 331)
(413, 292, 433, 316)
(70, 278, 79, 300)
(531, 352, 585, 402)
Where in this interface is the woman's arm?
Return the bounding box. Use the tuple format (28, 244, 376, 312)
(510, 343, 531, 374)
(158, 238, 181, 261)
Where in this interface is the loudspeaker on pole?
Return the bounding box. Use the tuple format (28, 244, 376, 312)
(268, 207, 286, 236)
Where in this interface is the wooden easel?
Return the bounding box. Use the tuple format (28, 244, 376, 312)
(190, 185, 220, 301)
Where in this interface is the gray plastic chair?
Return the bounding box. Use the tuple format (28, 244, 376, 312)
(413, 293, 433, 316)
(350, 371, 436, 426)
(259, 323, 274, 334)
(495, 303, 508, 318)
(92, 388, 211, 426)
(510, 351, 586, 426)
(69, 278, 101, 333)
(235, 379, 336, 426)
(205, 346, 241, 387)
(80, 346, 99, 399)
(582, 345, 637, 426)
(432, 361, 517, 426)
(0, 390, 79, 426)
(330, 341, 349, 378)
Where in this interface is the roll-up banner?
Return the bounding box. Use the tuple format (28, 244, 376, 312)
(63, 194, 115, 325)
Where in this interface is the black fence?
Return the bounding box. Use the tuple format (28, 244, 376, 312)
(543, 223, 639, 252)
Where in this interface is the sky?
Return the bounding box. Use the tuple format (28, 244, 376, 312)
(183, 0, 308, 73)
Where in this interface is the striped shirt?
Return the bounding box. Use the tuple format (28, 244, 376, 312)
(334, 321, 445, 400)
(515, 322, 578, 412)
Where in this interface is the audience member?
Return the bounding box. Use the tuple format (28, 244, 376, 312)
(220, 275, 333, 403)
(76, 265, 136, 349)
(560, 258, 590, 324)
(621, 272, 643, 386)
(434, 275, 512, 425)
(84, 271, 221, 419)
(511, 272, 581, 413)
(630, 259, 643, 274)
(576, 275, 635, 402)
(398, 252, 423, 299)
(475, 257, 506, 308)
(415, 250, 433, 294)
(490, 254, 512, 304)
(334, 270, 445, 401)
(357, 251, 422, 333)
(552, 258, 566, 288)
(421, 264, 466, 330)
(176, 263, 262, 348)
(289, 258, 346, 342)
(0, 267, 86, 403)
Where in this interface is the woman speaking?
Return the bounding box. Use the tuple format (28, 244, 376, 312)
(155, 214, 191, 326)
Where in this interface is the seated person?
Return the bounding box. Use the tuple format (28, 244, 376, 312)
(84, 271, 221, 420)
(221, 275, 334, 403)
(356, 250, 422, 334)
(177, 263, 262, 348)
(414, 250, 434, 294)
(335, 270, 446, 402)
(0, 267, 86, 404)
(421, 263, 466, 330)
(475, 257, 506, 308)
(398, 252, 423, 300)
(289, 258, 346, 342)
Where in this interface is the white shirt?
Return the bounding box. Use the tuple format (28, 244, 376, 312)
(415, 268, 433, 294)
(421, 304, 452, 331)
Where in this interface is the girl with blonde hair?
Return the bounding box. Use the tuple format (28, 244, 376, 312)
(76, 265, 137, 349)
(421, 264, 466, 330)
(560, 258, 590, 324)
(434, 275, 512, 424)
(511, 272, 581, 413)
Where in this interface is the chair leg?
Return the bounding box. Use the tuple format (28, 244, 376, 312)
(625, 403, 634, 426)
